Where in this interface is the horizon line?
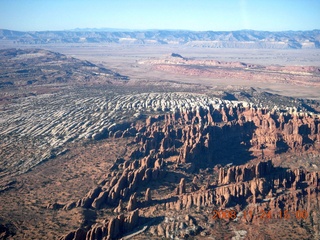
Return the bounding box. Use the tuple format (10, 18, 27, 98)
(1, 28, 320, 33)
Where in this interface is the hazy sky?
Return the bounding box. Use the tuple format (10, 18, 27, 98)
(0, 0, 319, 31)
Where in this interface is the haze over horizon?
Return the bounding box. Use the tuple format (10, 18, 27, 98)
(1, 0, 319, 32)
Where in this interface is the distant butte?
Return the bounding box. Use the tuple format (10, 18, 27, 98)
(169, 53, 185, 59)
(140, 53, 320, 87)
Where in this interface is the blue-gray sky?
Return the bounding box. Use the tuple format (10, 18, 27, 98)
(0, 0, 319, 31)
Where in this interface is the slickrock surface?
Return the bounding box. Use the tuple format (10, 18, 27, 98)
(0, 87, 243, 182)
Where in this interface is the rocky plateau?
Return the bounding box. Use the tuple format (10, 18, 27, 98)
(140, 53, 320, 87)
(1, 47, 320, 240)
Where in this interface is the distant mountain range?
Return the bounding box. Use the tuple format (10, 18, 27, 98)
(0, 29, 320, 49)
